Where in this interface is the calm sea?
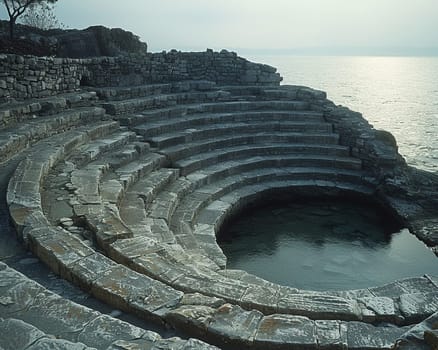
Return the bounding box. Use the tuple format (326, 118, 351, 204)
(247, 55, 438, 173)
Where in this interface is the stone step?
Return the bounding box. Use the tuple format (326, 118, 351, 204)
(219, 84, 327, 101)
(219, 85, 300, 101)
(196, 179, 377, 236)
(67, 131, 138, 166)
(186, 160, 375, 192)
(0, 91, 98, 129)
(7, 120, 121, 237)
(182, 99, 311, 114)
(172, 166, 378, 232)
(170, 172, 375, 267)
(153, 129, 339, 150)
(138, 121, 333, 143)
(147, 178, 194, 223)
(135, 109, 324, 127)
(134, 110, 325, 138)
(174, 145, 360, 176)
(93, 80, 218, 101)
(0, 261, 423, 350)
(113, 152, 168, 190)
(97, 141, 150, 170)
(0, 107, 107, 164)
(94, 83, 173, 101)
(7, 129, 436, 346)
(67, 152, 167, 248)
(168, 305, 409, 350)
(161, 136, 344, 162)
(192, 156, 365, 181)
(122, 168, 180, 210)
(120, 169, 180, 241)
(102, 90, 231, 115)
(118, 105, 189, 127)
(121, 99, 312, 127)
(186, 179, 378, 268)
(0, 263, 218, 350)
(118, 235, 438, 327)
(41, 141, 151, 226)
(65, 140, 154, 206)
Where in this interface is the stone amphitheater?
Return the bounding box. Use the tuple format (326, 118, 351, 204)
(0, 51, 437, 350)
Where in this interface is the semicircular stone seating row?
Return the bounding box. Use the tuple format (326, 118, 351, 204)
(5, 80, 438, 349)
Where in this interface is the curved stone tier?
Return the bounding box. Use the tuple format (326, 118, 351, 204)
(3, 79, 438, 349)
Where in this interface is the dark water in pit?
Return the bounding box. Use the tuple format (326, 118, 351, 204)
(219, 199, 438, 291)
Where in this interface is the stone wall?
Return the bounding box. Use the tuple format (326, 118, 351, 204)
(82, 50, 282, 87)
(0, 54, 86, 101)
(0, 50, 282, 101)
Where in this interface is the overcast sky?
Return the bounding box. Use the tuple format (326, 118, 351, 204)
(4, 0, 438, 54)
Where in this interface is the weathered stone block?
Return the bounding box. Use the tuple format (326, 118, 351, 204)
(91, 265, 183, 320)
(0, 318, 46, 350)
(254, 314, 317, 350)
(30, 229, 94, 279)
(28, 338, 91, 350)
(277, 292, 361, 321)
(347, 322, 407, 350)
(358, 296, 401, 323)
(399, 293, 438, 323)
(69, 252, 115, 291)
(24, 293, 100, 342)
(166, 305, 216, 339)
(207, 304, 263, 346)
(78, 314, 158, 349)
(108, 236, 164, 266)
(316, 320, 348, 350)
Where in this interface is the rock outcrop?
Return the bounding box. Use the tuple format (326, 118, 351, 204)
(53, 25, 148, 58)
(0, 21, 147, 57)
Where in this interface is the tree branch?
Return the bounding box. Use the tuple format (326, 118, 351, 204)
(3, 0, 13, 17)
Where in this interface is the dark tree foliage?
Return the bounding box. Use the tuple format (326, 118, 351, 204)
(2, 0, 58, 38)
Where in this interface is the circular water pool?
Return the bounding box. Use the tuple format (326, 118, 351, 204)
(218, 198, 438, 290)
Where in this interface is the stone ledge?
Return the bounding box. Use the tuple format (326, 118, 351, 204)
(0, 263, 218, 350)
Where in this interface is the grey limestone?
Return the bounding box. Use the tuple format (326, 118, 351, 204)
(346, 322, 408, 350)
(277, 292, 362, 321)
(207, 304, 263, 346)
(395, 311, 438, 349)
(2, 48, 438, 350)
(0, 265, 216, 349)
(78, 315, 158, 349)
(0, 318, 47, 350)
(254, 314, 318, 350)
(316, 320, 348, 350)
(358, 296, 401, 324)
(91, 264, 183, 320)
(29, 228, 94, 279)
(108, 235, 164, 265)
(399, 293, 438, 324)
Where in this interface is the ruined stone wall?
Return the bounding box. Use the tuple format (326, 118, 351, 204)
(81, 49, 281, 87)
(0, 50, 282, 101)
(0, 54, 86, 101)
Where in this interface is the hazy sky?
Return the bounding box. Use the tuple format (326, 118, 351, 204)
(4, 0, 438, 54)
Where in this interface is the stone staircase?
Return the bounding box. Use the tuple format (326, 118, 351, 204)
(1, 81, 437, 350)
